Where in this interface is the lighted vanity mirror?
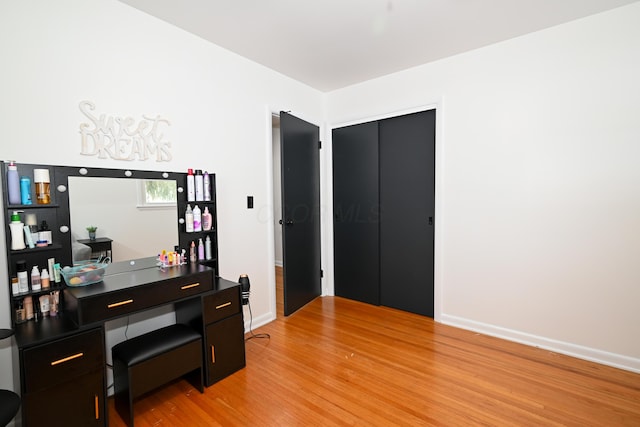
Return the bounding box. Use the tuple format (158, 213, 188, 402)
(68, 176, 178, 263)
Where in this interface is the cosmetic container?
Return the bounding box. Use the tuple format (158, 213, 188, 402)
(34, 168, 51, 204)
(202, 206, 212, 231)
(198, 238, 205, 260)
(31, 266, 41, 292)
(20, 176, 32, 205)
(7, 161, 21, 205)
(205, 235, 212, 260)
(203, 171, 211, 201)
(24, 296, 33, 320)
(16, 261, 29, 293)
(185, 204, 194, 232)
(195, 169, 204, 201)
(41, 268, 50, 289)
(9, 211, 26, 250)
(193, 205, 202, 232)
(186, 168, 195, 202)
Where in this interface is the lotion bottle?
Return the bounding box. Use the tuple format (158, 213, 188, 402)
(7, 161, 21, 205)
(24, 296, 34, 320)
(202, 206, 212, 231)
(9, 211, 26, 250)
(198, 238, 205, 260)
(193, 205, 202, 232)
(16, 260, 29, 293)
(41, 268, 50, 289)
(189, 241, 196, 263)
(185, 204, 194, 232)
(205, 235, 212, 260)
(31, 266, 41, 292)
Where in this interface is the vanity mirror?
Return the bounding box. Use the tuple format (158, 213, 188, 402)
(68, 176, 178, 262)
(2, 161, 219, 327)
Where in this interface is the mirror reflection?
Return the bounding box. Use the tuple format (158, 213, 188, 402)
(68, 177, 178, 262)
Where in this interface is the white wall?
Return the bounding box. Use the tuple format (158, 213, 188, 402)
(326, 3, 640, 371)
(1, 1, 639, 400)
(0, 0, 323, 392)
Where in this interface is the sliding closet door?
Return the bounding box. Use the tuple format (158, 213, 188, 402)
(332, 122, 380, 305)
(379, 110, 435, 317)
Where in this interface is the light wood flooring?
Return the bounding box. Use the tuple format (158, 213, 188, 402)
(107, 268, 640, 426)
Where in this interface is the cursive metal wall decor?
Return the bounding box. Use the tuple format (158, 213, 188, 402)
(78, 100, 172, 162)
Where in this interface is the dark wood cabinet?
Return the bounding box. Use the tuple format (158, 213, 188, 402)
(23, 370, 105, 427)
(20, 327, 106, 427)
(205, 313, 245, 385)
(176, 281, 246, 386)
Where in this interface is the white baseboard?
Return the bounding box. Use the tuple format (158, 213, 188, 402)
(440, 314, 640, 374)
(243, 309, 275, 333)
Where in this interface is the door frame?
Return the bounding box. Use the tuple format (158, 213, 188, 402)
(264, 106, 327, 322)
(327, 101, 444, 322)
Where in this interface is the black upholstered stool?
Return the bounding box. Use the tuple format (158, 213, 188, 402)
(112, 324, 204, 427)
(0, 329, 20, 427)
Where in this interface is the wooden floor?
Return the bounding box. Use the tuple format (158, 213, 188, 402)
(108, 271, 640, 426)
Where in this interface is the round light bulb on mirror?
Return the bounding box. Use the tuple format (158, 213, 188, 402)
(79, 168, 88, 175)
(124, 170, 132, 177)
(162, 172, 169, 178)
(178, 218, 185, 224)
(177, 187, 184, 193)
(59, 225, 69, 233)
(57, 184, 67, 193)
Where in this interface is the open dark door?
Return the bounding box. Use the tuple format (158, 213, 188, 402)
(279, 112, 321, 316)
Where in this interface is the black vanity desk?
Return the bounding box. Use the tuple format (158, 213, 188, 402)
(12, 258, 245, 427)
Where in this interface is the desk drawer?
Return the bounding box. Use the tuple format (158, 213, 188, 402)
(203, 286, 241, 324)
(22, 328, 104, 393)
(76, 271, 213, 325)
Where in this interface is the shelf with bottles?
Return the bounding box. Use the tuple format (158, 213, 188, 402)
(12, 290, 62, 324)
(10, 242, 63, 254)
(5, 203, 61, 210)
(3, 161, 56, 207)
(11, 282, 65, 299)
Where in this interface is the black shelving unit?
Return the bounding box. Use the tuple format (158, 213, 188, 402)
(2, 162, 73, 325)
(176, 173, 219, 276)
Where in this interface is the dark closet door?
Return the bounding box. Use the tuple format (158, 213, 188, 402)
(379, 110, 435, 316)
(280, 112, 322, 316)
(332, 122, 380, 305)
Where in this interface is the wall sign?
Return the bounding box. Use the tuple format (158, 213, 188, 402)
(78, 100, 172, 162)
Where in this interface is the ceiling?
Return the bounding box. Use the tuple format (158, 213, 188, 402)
(118, 0, 638, 92)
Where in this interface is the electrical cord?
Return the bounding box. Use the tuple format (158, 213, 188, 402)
(244, 299, 270, 341)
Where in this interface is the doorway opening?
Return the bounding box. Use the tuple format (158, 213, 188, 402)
(271, 113, 284, 318)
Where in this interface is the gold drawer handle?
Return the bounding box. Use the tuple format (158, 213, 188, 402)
(216, 302, 232, 310)
(107, 299, 134, 309)
(51, 352, 84, 366)
(94, 395, 100, 420)
(211, 345, 215, 364)
(181, 282, 200, 290)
